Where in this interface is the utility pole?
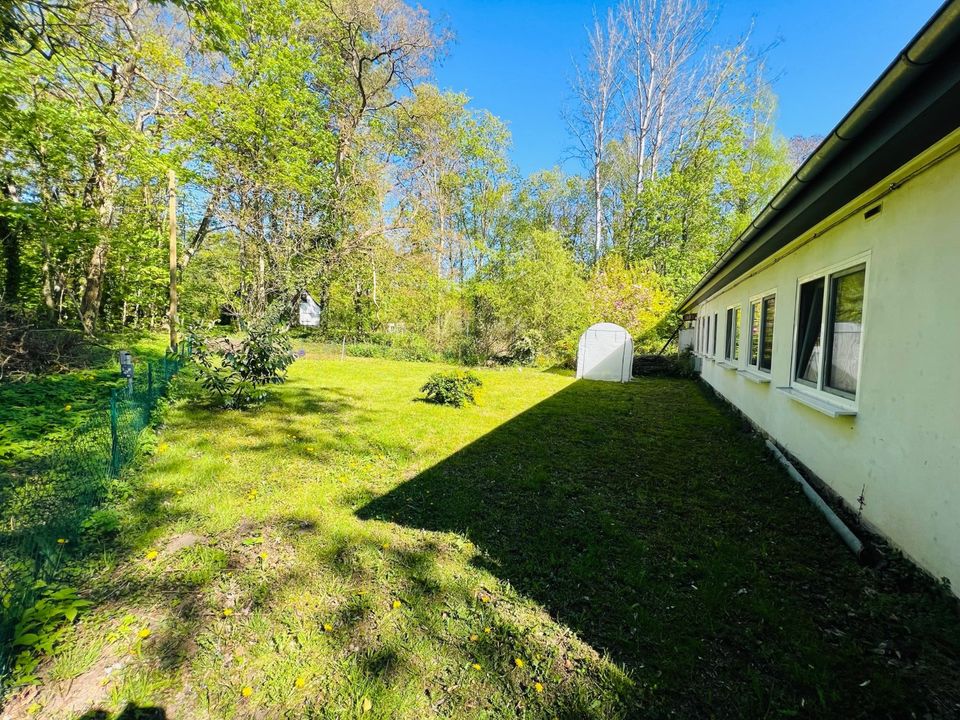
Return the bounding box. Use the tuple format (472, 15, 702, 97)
(167, 169, 178, 352)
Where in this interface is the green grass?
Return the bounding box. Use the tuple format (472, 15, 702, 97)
(0, 332, 169, 471)
(6, 347, 960, 719)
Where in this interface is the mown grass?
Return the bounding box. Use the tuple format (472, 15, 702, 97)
(5, 347, 960, 719)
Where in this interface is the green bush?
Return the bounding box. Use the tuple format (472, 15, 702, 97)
(188, 303, 297, 409)
(420, 370, 483, 408)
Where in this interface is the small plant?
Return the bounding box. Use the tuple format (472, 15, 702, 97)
(420, 370, 483, 408)
(8, 582, 91, 686)
(189, 303, 297, 409)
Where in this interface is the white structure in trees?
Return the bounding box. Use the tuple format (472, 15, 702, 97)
(298, 292, 321, 327)
(576, 323, 633, 382)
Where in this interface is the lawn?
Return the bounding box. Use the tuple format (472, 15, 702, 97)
(5, 348, 960, 719)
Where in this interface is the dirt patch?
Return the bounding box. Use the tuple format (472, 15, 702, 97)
(2, 652, 121, 720)
(163, 532, 208, 555)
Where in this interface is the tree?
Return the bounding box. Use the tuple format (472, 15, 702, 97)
(567, 9, 623, 262)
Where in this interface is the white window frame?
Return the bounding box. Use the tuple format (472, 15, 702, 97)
(789, 253, 870, 410)
(724, 303, 742, 365)
(747, 288, 777, 373)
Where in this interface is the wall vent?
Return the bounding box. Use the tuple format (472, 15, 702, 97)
(864, 204, 882, 220)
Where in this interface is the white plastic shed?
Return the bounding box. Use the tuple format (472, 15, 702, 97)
(576, 323, 633, 382)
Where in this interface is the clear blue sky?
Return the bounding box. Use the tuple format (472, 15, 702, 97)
(418, 0, 944, 177)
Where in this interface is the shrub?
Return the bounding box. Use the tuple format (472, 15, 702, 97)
(420, 370, 483, 408)
(188, 304, 296, 409)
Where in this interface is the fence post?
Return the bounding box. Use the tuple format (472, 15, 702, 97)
(109, 389, 120, 476)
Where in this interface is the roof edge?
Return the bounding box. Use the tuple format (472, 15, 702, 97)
(678, 0, 960, 313)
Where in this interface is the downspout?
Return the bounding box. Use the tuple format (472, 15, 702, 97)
(765, 440, 865, 560)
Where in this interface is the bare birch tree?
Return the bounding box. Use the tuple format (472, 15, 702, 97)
(567, 9, 624, 262)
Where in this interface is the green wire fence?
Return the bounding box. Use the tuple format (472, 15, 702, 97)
(0, 344, 190, 682)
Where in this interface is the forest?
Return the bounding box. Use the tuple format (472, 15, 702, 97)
(0, 0, 803, 367)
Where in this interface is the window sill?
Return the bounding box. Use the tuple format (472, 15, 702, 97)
(717, 361, 738, 370)
(777, 386, 857, 418)
(738, 369, 771, 384)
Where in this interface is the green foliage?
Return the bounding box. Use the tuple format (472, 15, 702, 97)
(420, 370, 483, 407)
(7, 582, 91, 687)
(189, 307, 296, 409)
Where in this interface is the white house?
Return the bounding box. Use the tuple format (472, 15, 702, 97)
(679, 1, 960, 590)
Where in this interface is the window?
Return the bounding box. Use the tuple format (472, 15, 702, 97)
(712, 313, 718, 356)
(748, 292, 776, 372)
(760, 296, 775, 372)
(705, 315, 711, 357)
(794, 264, 866, 398)
(749, 301, 761, 365)
(725, 306, 741, 361)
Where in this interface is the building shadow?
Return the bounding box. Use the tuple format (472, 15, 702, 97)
(357, 377, 960, 716)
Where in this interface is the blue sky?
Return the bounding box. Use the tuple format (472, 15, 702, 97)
(418, 0, 944, 177)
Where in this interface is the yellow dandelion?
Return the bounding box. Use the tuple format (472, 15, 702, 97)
(514, 658, 524, 668)
(56, 538, 68, 545)
(484, 627, 491, 633)
(145, 549, 158, 560)
(361, 697, 372, 713)
(64, 404, 72, 412)
(222, 608, 234, 617)
(157, 443, 168, 453)
(138, 627, 151, 639)
(534, 682, 544, 693)
(469, 634, 479, 641)
(306, 447, 314, 453)
(480, 596, 489, 603)
(294, 675, 306, 689)
(175, 489, 184, 496)
(381, 543, 389, 550)
(392, 600, 402, 610)
(471, 663, 481, 671)
(241, 686, 253, 698)
(26, 702, 42, 715)
(258, 551, 268, 560)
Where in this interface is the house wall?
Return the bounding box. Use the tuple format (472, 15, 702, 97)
(692, 130, 960, 589)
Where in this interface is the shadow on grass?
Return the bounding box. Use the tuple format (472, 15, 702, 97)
(359, 378, 960, 718)
(78, 702, 167, 719)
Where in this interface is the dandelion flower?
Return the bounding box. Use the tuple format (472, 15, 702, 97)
(392, 600, 402, 610)
(56, 538, 68, 545)
(138, 627, 151, 639)
(258, 551, 268, 560)
(361, 697, 372, 713)
(534, 682, 544, 693)
(381, 543, 389, 550)
(223, 608, 234, 617)
(323, 622, 333, 632)
(294, 675, 306, 689)
(64, 404, 72, 412)
(469, 634, 478, 641)
(145, 550, 158, 560)
(480, 596, 489, 603)
(514, 658, 524, 668)
(241, 686, 253, 698)
(471, 663, 481, 671)
(484, 627, 491, 634)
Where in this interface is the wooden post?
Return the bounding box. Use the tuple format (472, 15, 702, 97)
(167, 169, 178, 352)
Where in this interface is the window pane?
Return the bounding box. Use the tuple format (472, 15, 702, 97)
(826, 267, 865, 395)
(749, 302, 760, 365)
(725, 309, 734, 359)
(712, 313, 718, 355)
(795, 278, 825, 384)
(759, 296, 775, 371)
(735, 308, 742, 360)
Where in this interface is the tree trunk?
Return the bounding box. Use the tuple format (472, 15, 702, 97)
(167, 169, 178, 351)
(1, 177, 20, 311)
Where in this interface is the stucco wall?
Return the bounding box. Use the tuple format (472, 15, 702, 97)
(692, 132, 960, 589)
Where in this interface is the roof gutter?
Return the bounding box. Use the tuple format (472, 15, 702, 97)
(679, 0, 960, 312)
